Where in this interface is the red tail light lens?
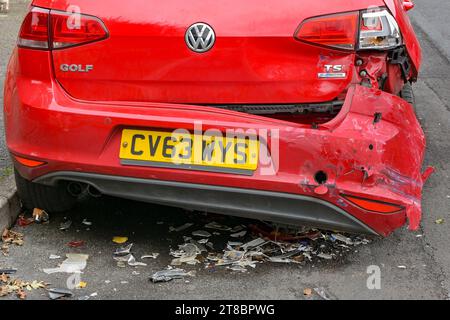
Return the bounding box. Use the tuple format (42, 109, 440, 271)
(294, 12, 359, 50)
(17, 7, 108, 50)
(51, 11, 108, 49)
(18, 7, 50, 49)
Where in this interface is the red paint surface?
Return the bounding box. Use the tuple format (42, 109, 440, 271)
(4, 1, 429, 236)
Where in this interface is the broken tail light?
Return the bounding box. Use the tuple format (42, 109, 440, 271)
(358, 9, 402, 50)
(17, 6, 108, 50)
(294, 8, 402, 51)
(342, 194, 403, 214)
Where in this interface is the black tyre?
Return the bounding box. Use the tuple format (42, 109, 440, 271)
(399, 82, 415, 106)
(14, 169, 76, 212)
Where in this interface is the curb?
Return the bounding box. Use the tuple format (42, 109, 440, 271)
(0, 173, 20, 232)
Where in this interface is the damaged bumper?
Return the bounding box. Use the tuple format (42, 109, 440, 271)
(5, 74, 429, 235)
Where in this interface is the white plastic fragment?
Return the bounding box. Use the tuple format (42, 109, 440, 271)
(43, 254, 89, 274)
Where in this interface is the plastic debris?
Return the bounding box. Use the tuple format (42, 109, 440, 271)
(76, 281, 87, 289)
(43, 254, 89, 274)
(112, 236, 128, 244)
(170, 243, 201, 266)
(397, 265, 407, 269)
(150, 267, 196, 283)
(32, 208, 49, 224)
(169, 223, 194, 233)
(47, 288, 73, 300)
(204, 222, 232, 231)
(435, 218, 445, 225)
(17, 215, 34, 227)
(141, 253, 159, 259)
(60, 220, 72, 231)
(192, 230, 212, 238)
(113, 243, 146, 267)
(115, 243, 133, 256)
(0, 268, 17, 275)
(82, 219, 92, 226)
(314, 287, 333, 300)
(230, 231, 247, 238)
(49, 254, 61, 260)
(68, 240, 85, 248)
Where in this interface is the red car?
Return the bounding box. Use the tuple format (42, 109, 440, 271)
(4, 0, 431, 236)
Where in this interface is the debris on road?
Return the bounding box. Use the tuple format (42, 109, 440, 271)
(112, 236, 128, 244)
(0, 268, 17, 275)
(160, 219, 372, 275)
(113, 243, 147, 267)
(68, 240, 85, 248)
(82, 219, 92, 226)
(150, 267, 196, 283)
(314, 287, 333, 300)
(170, 243, 201, 266)
(397, 265, 407, 269)
(435, 218, 445, 225)
(141, 253, 159, 259)
(230, 231, 247, 238)
(32, 208, 49, 224)
(43, 254, 89, 274)
(169, 223, 194, 233)
(59, 220, 72, 231)
(192, 230, 212, 238)
(204, 221, 232, 231)
(17, 215, 34, 227)
(47, 288, 73, 300)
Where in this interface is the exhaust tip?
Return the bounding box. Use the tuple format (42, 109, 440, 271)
(67, 182, 86, 197)
(87, 185, 102, 198)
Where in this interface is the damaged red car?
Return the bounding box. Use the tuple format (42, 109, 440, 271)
(4, 0, 431, 236)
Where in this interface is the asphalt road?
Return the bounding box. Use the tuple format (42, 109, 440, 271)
(1, 0, 450, 300)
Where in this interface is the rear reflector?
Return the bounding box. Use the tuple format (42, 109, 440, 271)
(13, 155, 46, 168)
(18, 7, 50, 49)
(17, 6, 108, 50)
(342, 194, 403, 214)
(294, 12, 359, 50)
(51, 11, 108, 49)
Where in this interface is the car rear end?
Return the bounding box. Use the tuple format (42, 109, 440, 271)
(4, 0, 430, 236)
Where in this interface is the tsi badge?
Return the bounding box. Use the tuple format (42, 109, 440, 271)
(60, 64, 94, 73)
(318, 64, 346, 79)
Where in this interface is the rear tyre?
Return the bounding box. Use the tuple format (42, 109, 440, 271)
(14, 169, 76, 212)
(399, 82, 415, 106)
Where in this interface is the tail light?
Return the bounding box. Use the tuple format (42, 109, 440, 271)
(51, 11, 108, 49)
(358, 9, 402, 50)
(294, 12, 359, 50)
(294, 8, 402, 51)
(18, 7, 108, 50)
(18, 7, 50, 49)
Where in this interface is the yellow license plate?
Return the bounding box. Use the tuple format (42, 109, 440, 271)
(120, 129, 259, 174)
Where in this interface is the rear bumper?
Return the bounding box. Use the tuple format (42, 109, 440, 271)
(4, 50, 429, 236)
(36, 171, 378, 235)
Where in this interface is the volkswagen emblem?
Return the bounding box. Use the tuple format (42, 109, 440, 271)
(185, 23, 215, 53)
